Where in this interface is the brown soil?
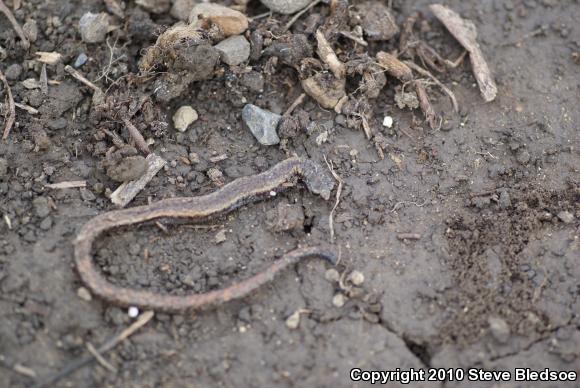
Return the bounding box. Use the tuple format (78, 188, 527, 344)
(1, 0, 579, 387)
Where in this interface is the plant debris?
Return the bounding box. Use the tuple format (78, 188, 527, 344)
(430, 4, 498, 102)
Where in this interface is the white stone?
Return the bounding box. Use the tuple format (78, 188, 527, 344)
(172, 106, 198, 132)
(382, 115, 393, 128)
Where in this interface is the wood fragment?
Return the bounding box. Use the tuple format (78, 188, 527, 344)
(323, 155, 343, 244)
(121, 117, 150, 155)
(45, 180, 87, 189)
(32, 311, 154, 388)
(86, 342, 117, 373)
(110, 153, 167, 207)
(40, 64, 48, 95)
(338, 30, 367, 46)
(430, 4, 497, 102)
(404, 60, 459, 113)
(316, 29, 345, 79)
(35, 51, 62, 65)
(376, 51, 413, 81)
(284, 93, 306, 116)
(397, 233, 422, 240)
(64, 65, 105, 106)
(413, 80, 439, 130)
(0, 0, 29, 49)
(0, 69, 16, 141)
(14, 102, 39, 114)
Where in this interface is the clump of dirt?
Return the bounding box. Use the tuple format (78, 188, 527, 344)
(440, 185, 579, 345)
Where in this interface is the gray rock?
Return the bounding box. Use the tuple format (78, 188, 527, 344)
(260, 0, 312, 14)
(170, 0, 198, 20)
(557, 210, 574, 224)
(357, 2, 399, 41)
(79, 12, 110, 43)
(242, 104, 281, 146)
(5, 64, 23, 81)
(74, 53, 88, 68)
(240, 71, 264, 92)
(33, 196, 50, 218)
(215, 35, 250, 66)
(487, 316, 510, 343)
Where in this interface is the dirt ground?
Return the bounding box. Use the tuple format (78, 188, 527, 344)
(1, 0, 579, 387)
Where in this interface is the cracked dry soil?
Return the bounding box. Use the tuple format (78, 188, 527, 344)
(1, 0, 579, 387)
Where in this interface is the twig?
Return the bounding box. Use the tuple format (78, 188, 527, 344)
(390, 199, 428, 213)
(430, 4, 497, 102)
(0, 69, 16, 141)
(404, 60, 459, 113)
(86, 342, 117, 373)
(14, 102, 38, 114)
(110, 153, 167, 207)
(32, 311, 154, 388)
(339, 30, 367, 46)
(284, 0, 321, 31)
(413, 80, 439, 130)
(122, 117, 150, 155)
(323, 155, 343, 244)
(45, 180, 87, 189)
(397, 233, 421, 240)
(64, 65, 105, 105)
(283, 93, 306, 116)
(0, 0, 29, 49)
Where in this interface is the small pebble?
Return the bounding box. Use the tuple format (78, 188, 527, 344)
(107, 156, 148, 182)
(32, 196, 50, 218)
(136, 0, 170, 14)
(173, 106, 198, 132)
(347, 270, 365, 286)
(215, 35, 251, 66)
(325, 268, 340, 283)
(5, 63, 23, 81)
(332, 293, 346, 308)
(488, 316, 510, 343)
(74, 53, 88, 68)
(242, 104, 281, 146)
(77, 287, 92, 301)
(557, 211, 574, 224)
(215, 229, 227, 244)
(128, 306, 140, 318)
(382, 115, 394, 128)
(260, 0, 312, 14)
(286, 310, 301, 329)
(79, 12, 110, 43)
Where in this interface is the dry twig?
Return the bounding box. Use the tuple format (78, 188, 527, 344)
(430, 4, 497, 102)
(45, 180, 87, 189)
(404, 60, 459, 113)
(323, 155, 343, 243)
(64, 65, 105, 106)
(110, 153, 167, 207)
(122, 117, 150, 155)
(284, 93, 306, 116)
(0, 69, 16, 141)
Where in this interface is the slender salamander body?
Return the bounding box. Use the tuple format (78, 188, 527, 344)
(74, 157, 336, 312)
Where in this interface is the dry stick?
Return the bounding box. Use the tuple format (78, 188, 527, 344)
(284, 93, 306, 116)
(323, 155, 343, 244)
(32, 311, 154, 388)
(0, 70, 16, 140)
(122, 117, 150, 155)
(430, 4, 497, 102)
(413, 80, 439, 130)
(404, 60, 459, 113)
(0, 0, 29, 49)
(284, 0, 321, 31)
(338, 30, 367, 46)
(15, 102, 38, 114)
(86, 343, 117, 373)
(64, 65, 105, 105)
